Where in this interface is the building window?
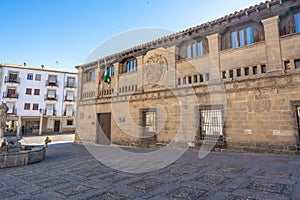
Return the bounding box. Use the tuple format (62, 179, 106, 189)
(35, 74, 41, 81)
(46, 104, 54, 116)
(7, 72, 19, 83)
(66, 77, 75, 87)
(67, 120, 74, 126)
(65, 105, 73, 116)
(141, 108, 156, 134)
(200, 74, 204, 82)
(237, 69, 241, 77)
(6, 88, 17, 98)
(205, 73, 210, 82)
(178, 78, 181, 86)
(231, 26, 254, 48)
(109, 65, 114, 77)
(245, 67, 250, 76)
(294, 13, 300, 33)
(24, 103, 30, 110)
(295, 59, 300, 69)
(27, 73, 33, 80)
(222, 71, 226, 79)
(66, 91, 74, 101)
(253, 66, 258, 75)
(34, 89, 40, 95)
(6, 102, 14, 114)
(48, 75, 57, 84)
(183, 77, 187, 85)
(194, 75, 198, 83)
(197, 106, 224, 141)
(47, 90, 56, 99)
(125, 59, 137, 73)
(26, 88, 32, 95)
(186, 41, 205, 59)
(261, 65, 267, 73)
(229, 70, 234, 78)
(33, 103, 39, 110)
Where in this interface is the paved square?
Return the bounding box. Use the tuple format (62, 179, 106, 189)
(1, 143, 300, 199)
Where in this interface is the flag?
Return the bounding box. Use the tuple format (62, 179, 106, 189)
(103, 67, 111, 84)
(97, 60, 104, 85)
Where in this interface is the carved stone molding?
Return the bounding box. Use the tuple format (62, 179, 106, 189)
(247, 90, 271, 113)
(144, 53, 168, 84)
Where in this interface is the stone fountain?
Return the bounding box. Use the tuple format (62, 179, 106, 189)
(0, 102, 46, 168)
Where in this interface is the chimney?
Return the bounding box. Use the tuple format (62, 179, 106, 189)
(41, 64, 45, 69)
(23, 62, 27, 66)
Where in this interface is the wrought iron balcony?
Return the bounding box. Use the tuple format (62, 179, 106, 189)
(4, 76, 20, 84)
(44, 95, 58, 101)
(3, 92, 18, 99)
(63, 110, 75, 116)
(7, 108, 17, 115)
(45, 80, 59, 87)
(64, 96, 76, 101)
(65, 82, 76, 88)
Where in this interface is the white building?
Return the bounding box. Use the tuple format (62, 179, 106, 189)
(0, 63, 77, 135)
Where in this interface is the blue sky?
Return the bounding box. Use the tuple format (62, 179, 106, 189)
(0, 0, 263, 72)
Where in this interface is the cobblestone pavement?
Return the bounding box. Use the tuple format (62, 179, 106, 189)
(1, 143, 300, 200)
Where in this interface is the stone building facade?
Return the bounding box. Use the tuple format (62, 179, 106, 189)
(75, 0, 300, 154)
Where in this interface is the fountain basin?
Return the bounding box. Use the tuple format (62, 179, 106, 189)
(0, 145, 46, 168)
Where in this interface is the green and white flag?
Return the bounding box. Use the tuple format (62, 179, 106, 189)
(103, 67, 110, 84)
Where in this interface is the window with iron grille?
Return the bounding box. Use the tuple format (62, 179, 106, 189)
(197, 105, 225, 141)
(140, 108, 156, 135)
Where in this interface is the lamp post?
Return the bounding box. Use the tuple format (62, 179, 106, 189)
(39, 108, 43, 135)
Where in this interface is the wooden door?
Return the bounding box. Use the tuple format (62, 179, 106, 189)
(96, 113, 111, 145)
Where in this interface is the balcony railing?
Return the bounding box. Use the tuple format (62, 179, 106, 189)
(4, 76, 20, 84)
(7, 108, 17, 115)
(64, 96, 76, 101)
(44, 109, 56, 116)
(65, 82, 76, 88)
(44, 95, 58, 101)
(45, 80, 59, 87)
(64, 110, 75, 116)
(3, 92, 18, 99)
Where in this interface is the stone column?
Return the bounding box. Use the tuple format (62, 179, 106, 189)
(262, 16, 283, 74)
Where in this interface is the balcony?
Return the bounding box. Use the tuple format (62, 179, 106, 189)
(64, 96, 76, 102)
(44, 109, 56, 116)
(44, 95, 58, 101)
(64, 110, 74, 116)
(4, 76, 20, 84)
(65, 82, 76, 88)
(3, 92, 18, 99)
(45, 80, 58, 87)
(7, 108, 17, 115)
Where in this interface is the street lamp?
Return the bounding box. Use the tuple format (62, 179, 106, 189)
(39, 108, 43, 135)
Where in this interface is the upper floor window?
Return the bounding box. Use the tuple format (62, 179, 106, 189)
(120, 58, 137, 74)
(86, 70, 96, 82)
(47, 90, 56, 99)
(6, 102, 14, 114)
(24, 103, 30, 110)
(222, 22, 264, 50)
(109, 65, 115, 77)
(6, 71, 19, 83)
(66, 77, 75, 87)
(230, 26, 254, 48)
(26, 88, 32, 95)
(66, 91, 74, 101)
(49, 75, 57, 83)
(295, 13, 300, 33)
(32, 103, 39, 110)
(186, 41, 205, 59)
(280, 10, 300, 36)
(34, 89, 40, 95)
(35, 74, 41, 81)
(27, 73, 33, 80)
